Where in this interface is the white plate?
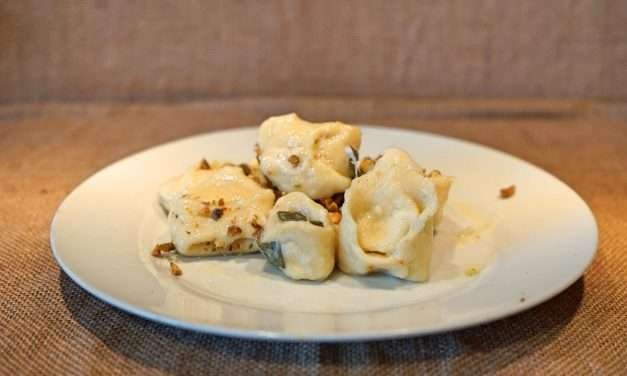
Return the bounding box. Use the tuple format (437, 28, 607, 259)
(50, 126, 597, 342)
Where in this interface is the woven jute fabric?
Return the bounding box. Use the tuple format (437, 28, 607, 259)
(0, 99, 625, 375)
(1, 1, 627, 103)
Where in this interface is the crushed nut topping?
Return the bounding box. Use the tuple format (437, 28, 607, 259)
(227, 225, 242, 237)
(288, 154, 300, 167)
(204, 241, 216, 251)
(198, 205, 211, 217)
(199, 159, 210, 170)
(211, 207, 224, 220)
(320, 197, 339, 212)
(328, 211, 342, 225)
(228, 238, 245, 251)
(151, 242, 175, 257)
(500, 185, 516, 199)
(251, 216, 264, 238)
(170, 262, 183, 276)
(357, 157, 376, 176)
(218, 198, 225, 206)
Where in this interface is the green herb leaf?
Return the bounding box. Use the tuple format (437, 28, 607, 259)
(346, 146, 359, 178)
(277, 211, 307, 222)
(258, 241, 284, 268)
(309, 220, 324, 227)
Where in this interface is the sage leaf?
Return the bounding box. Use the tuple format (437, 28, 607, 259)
(258, 241, 284, 268)
(277, 211, 307, 222)
(309, 220, 324, 227)
(346, 146, 359, 178)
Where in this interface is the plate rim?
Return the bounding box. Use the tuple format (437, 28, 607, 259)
(50, 125, 598, 342)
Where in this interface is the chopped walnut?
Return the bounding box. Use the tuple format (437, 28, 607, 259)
(211, 208, 224, 220)
(328, 202, 339, 212)
(357, 157, 376, 176)
(227, 225, 242, 237)
(218, 198, 225, 206)
(198, 205, 211, 217)
(170, 262, 183, 276)
(328, 211, 342, 225)
(228, 238, 245, 251)
(204, 241, 216, 251)
(500, 185, 516, 199)
(199, 159, 210, 170)
(151, 242, 175, 257)
(251, 216, 264, 238)
(320, 197, 339, 212)
(288, 154, 300, 167)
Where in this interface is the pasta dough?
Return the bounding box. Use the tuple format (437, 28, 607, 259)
(424, 169, 453, 227)
(338, 148, 450, 282)
(159, 162, 275, 256)
(257, 113, 361, 199)
(261, 192, 336, 281)
(156, 116, 454, 285)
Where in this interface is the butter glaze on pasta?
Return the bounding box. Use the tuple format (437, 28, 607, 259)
(159, 164, 274, 256)
(257, 113, 361, 200)
(338, 148, 450, 282)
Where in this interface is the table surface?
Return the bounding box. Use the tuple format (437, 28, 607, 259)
(1, 99, 625, 375)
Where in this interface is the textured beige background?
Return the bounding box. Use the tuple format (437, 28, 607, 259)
(1, 0, 626, 103)
(0, 99, 625, 374)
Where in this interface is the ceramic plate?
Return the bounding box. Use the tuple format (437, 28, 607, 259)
(50, 126, 597, 342)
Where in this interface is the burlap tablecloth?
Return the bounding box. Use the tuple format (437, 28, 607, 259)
(1, 99, 625, 375)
